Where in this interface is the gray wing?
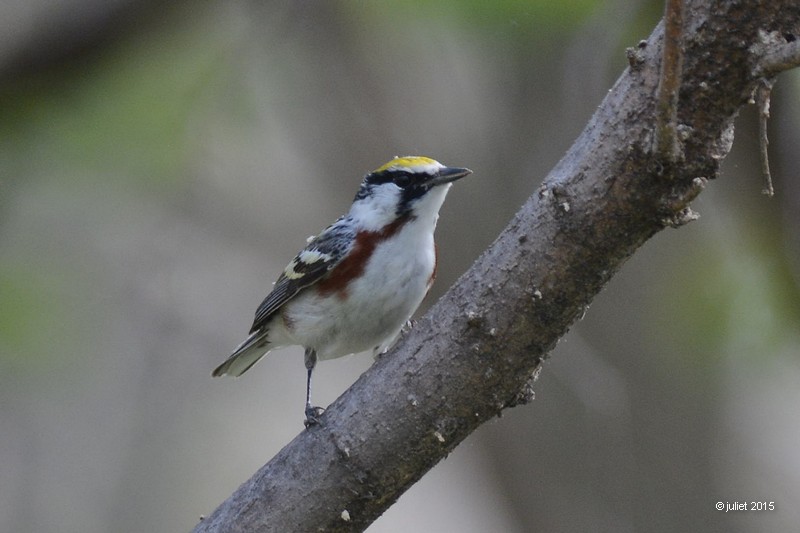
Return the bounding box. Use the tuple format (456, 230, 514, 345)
(249, 218, 355, 333)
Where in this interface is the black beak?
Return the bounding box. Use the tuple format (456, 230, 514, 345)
(428, 166, 472, 187)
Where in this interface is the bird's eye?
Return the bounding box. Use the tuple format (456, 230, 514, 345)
(394, 173, 412, 187)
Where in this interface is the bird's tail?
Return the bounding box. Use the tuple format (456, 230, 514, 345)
(212, 330, 271, 378)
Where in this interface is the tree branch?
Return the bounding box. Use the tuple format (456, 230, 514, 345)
(195, 2, 800, 532)
(754, 36, 800, 78)
(749, 29, 800, 197)
(755, 78, 776, 196)
(652, 0, 685, 162)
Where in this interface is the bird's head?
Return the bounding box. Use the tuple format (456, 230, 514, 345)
(349, 156, 472, 231)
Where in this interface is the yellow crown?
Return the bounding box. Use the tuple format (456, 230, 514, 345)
(373, 156, 439, 173)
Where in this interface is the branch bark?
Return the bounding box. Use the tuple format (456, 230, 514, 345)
(754, 36, 800, 78)
(195, 2, 800, 531)
(652, 0, 685, 161)
(755, 78, 776, 196)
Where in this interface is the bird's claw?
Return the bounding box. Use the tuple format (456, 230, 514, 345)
(304, 405, 326, 428)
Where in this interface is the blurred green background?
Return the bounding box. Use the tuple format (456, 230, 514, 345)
(1, 1, 799, 532)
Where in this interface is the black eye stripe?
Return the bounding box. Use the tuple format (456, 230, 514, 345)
(364, 169, 426, 188)
(393, 172, 412, 187)
(363, 170, 393, 186)
(355, 168, 435, 204)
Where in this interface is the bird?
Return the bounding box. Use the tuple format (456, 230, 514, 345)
(212, 156, 472, 426)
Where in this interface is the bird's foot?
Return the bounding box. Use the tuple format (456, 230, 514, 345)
(304, 405, 326, 428)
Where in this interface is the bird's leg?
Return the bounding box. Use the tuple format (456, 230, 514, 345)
(303, 348, 324, 427)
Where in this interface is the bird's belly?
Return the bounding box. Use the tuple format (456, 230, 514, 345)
(282, 235, 435, 360)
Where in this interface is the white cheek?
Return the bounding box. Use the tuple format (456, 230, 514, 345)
(349, 185, 401, 231)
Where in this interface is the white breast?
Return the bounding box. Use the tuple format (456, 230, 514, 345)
(279, 221, 434, 359)
(271, 184, 451, 360)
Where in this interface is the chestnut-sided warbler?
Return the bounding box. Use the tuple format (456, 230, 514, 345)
(212, 156, 472, 426)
